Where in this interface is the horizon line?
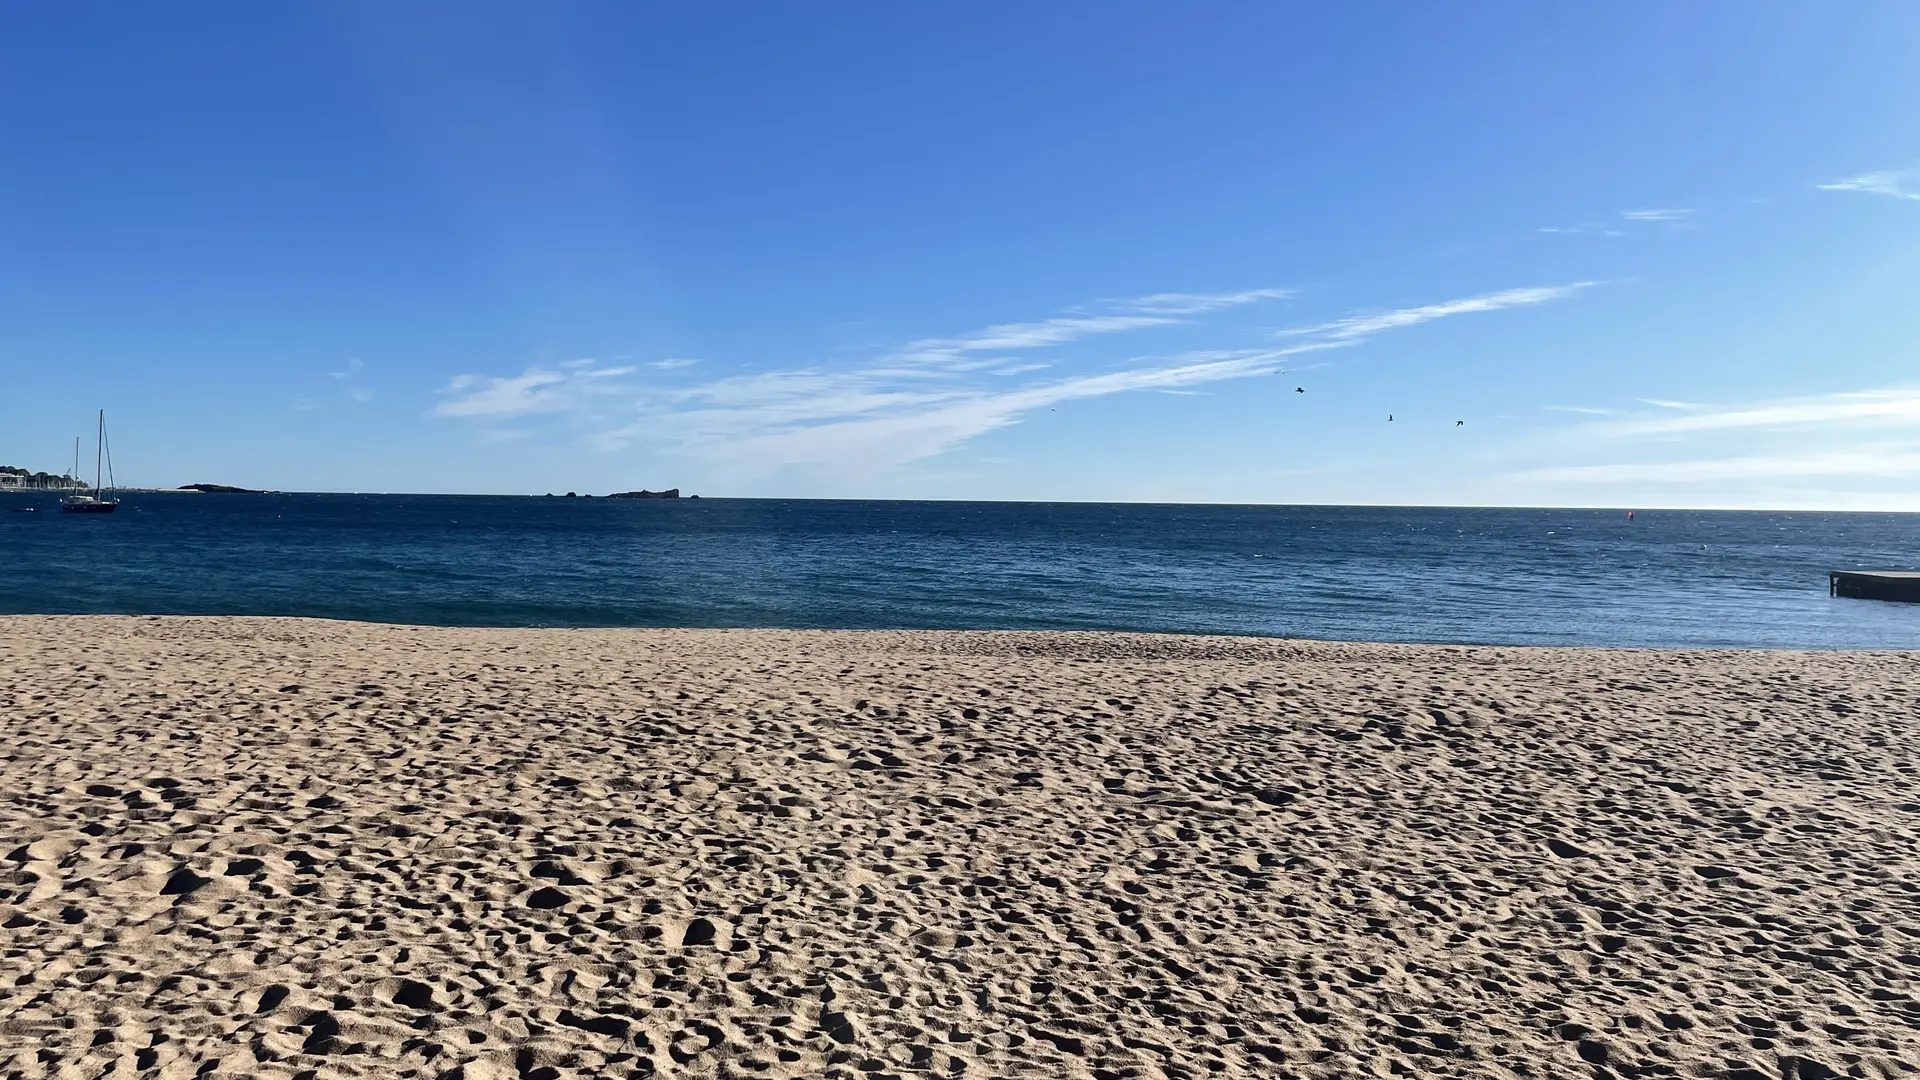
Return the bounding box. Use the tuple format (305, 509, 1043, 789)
(12, 488, 1917, 514)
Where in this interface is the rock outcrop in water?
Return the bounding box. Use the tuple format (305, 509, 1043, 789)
(608, 488, 681, 499)
(179, 483, 272, 494)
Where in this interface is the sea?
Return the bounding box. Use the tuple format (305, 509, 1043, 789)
(1, 493, 1916, 649)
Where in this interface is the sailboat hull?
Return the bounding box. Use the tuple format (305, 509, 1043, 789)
(59, 499, 118, 514)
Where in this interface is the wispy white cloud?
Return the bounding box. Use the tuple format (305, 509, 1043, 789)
(330, 358, 375, 404)
(651, 358, 699, 370)
(1538, 223, 1624, 237)
(1278, 283, 1593, 342)
(436, 281, 1583, 479)
(879, 287, 1294, 370)
(437, 370, 566, 418)
(603, 343, 1343, 469)
(883, 314, 1181, 368)
(1596, 387, 1920, 438)
(1515, 447, 1920, 485)
(1619, 208, 1695, 223)
(433, 364, 637, 419)
(1541, 208, 1694, 235)
(1817, 168, 1920, 202)
(1510, 386, 1920, 500)
(1108, 288, 1295, 315)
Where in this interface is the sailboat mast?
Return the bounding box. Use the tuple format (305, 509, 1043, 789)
(94, 411, 104, 496)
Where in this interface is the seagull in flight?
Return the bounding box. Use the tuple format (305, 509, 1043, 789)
(1295, 386, 1305, 394)
(1455, 420, 1465, 426)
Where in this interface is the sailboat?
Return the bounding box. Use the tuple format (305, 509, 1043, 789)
(60, 411, 120, 514)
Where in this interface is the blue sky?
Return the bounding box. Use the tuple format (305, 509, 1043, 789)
(2, 2, 1917, 507)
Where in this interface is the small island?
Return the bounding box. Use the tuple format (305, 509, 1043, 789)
(179, 483, 275, 494)
(608, 488, 682, 499)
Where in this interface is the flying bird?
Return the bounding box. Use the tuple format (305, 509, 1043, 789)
(1456, 420, 1465, 426)
(1295, 387, 1304, 394)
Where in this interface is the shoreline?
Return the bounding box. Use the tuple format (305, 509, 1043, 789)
(2, 616, 1914, 1078)
(3, 613, 1914, 653)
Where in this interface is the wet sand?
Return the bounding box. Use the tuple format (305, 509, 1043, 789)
(1, 616, 1916, 1079)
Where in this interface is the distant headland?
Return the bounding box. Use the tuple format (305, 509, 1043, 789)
(0, 464, 85, 491)
(6, 471, 701, 498)
(547, 488, 694, 499)
(179, 483, 277, 494)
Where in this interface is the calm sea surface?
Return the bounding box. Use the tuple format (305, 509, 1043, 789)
(1, 493, 1916, 648)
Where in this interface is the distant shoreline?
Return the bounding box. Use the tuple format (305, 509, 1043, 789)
(2, 612, 1915, 653)
(7, 488, 1920, 513)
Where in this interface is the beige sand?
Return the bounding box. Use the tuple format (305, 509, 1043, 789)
(1, 616, 1916, 1080)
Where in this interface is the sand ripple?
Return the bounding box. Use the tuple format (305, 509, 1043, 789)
(1, 617, 1917, 1079)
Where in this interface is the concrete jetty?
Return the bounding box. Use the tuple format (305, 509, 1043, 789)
(1830, 571, 1920, 603)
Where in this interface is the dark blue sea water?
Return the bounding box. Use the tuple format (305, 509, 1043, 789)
(2, 493, 1916, 648)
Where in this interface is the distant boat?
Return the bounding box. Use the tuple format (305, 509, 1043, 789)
(60, 411, 119, 515)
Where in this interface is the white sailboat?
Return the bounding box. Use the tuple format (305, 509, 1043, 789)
(60, 411, 119, 514)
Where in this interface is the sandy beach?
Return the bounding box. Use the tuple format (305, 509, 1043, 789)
(1, 616, 1916, 1080)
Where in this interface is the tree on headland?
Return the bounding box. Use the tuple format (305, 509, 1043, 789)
(0, 464, 80, 488)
